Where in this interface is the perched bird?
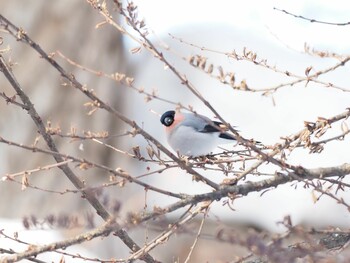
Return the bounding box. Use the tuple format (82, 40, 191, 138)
(160, 110, 236, 156)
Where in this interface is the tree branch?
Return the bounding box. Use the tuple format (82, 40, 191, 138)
(0, 55, 156, 263)
(274, 7, 350, 26)
(1, 219, 118, 262)
(0, 13, 219, 190)
(135, 163, 350, 223)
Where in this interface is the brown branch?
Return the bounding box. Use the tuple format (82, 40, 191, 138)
(96, 0, 350, 186)
(0, 249, 46, 263)
(0, 55, 156, 262)
(107, 2, 350, 184)
(0, 14, 218, 190)
(1, 4, 349, 206)
(127, 202, 210, 261)
(1, 219, 118, 262)
(0, 136, 186, 199)
(0, 13, 219, 190)
(274, 7, 350, 26)
(0, 56, 106, 216)
(168, 34, 350, 93)
(55, 50, 180, 108)
(310, 129, 350, 147)
(1, 4, 349, 262)
(94, 1, 300, 182)
(0, 91, 28, 108)
(183, 207, 207, 263)
(135, 163, 350, 223)
(2, 160, 73, 180)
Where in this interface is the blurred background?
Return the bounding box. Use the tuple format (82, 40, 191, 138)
(1, 0, 350, 261)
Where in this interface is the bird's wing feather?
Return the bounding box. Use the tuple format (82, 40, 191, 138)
(180, 113, 235, 140)
(199, 119, 236, 141)
(199, 120, 236, 141)
(200, 121, 225, 133)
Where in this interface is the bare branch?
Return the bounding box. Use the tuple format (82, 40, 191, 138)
(0, 54, 156, 262)
(0, 13, 219, 190)
(127, 202, 210, 261)
(1, 219, 117, 262)
(0, 136, 186, 199)
(274, 7, 350, 26)
(134, 163, 350, 224)
(1, 3, 349, 262)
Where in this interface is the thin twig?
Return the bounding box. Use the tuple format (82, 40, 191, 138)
(109, 1, 350, 183)
(184, 207, 207, 263)
(168, 33, 350, 93)
(1, 219, 118, 262)
(0, 135, 186, 199)
(0, 54, 156, 263)
(2, 160, 73, 180)
(0, 14, 218, 190)
(127, 202, 210, 261)
(135, 163, 350, 224)
(274, 7, 350, 26)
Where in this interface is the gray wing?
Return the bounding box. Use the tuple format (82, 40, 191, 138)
(181, 113, 235, 140)
(180, 113, 213, 131)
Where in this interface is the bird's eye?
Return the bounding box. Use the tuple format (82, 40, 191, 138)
(160, 110, 175, 126)
(164, 116, 174, 126)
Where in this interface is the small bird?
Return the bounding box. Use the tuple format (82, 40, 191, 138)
(160, 110, 236, 156)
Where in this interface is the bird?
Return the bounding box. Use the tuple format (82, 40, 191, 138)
(160, 110, 236, 157)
